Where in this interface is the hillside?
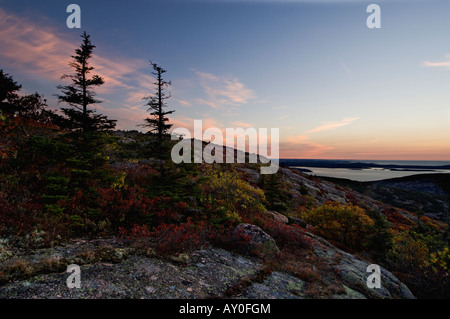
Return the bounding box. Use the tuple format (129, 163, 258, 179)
(0, 157, 416, 299)
(319, 173, 450, 225)
(0, 126, 449, 299)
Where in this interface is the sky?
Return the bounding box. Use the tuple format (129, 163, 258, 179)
(1, 0, 450, 160)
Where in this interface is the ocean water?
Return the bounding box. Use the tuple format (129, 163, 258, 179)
(293, 160, 450, 182)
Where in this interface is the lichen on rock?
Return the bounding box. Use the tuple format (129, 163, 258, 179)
(232, 224, 280, 258)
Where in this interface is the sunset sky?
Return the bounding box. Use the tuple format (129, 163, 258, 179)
(1, 0, 450, 160)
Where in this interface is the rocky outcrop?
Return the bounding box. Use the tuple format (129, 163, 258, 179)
(232, 224, 280, 257)
(0, 245, 267, 299)
(0, 233, 414, 299)
(307, 232, 415, 299)
(287, 216, 307, 228)
(265, 211, 289, 224)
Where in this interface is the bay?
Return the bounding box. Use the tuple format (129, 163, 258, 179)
(290, 160, 450, 182)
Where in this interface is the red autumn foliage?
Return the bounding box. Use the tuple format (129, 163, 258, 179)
(151, 219, 205, 256)
(119, 224, 152, 240)
(64, 186, 153, 227)
(0, 188, 43, 237)
(383, 207, 413, 229)
(62, 183, 190, 232)
(123, 164, 159, 187)
(260, 219, 313, 250)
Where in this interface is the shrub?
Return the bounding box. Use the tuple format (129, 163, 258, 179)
(430, 247, 450, 273)
(386, 231, 429, 271)
(151, 220, 205, 256)
(260, 219, 313, 251)
(258, 173, 291, 213)
(0, 190, 41, 237)
(382, 207, 414, 230)
(299, 185, 309, 195)
(205, 223, 250, 253)
(67, 186, 156, 230)
(111, 171, 127, 192)
(200, 167, 266, 221)
(366, 210, 394, 261)
(303, 202, 374, 250)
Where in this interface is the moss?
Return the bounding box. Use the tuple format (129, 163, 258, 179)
(96, 247, 129, 264)
(286, 279, 305, 296)
(168, 253, 190, 266)
(259, 240, 281, 259)
(338, 285, 366, 299)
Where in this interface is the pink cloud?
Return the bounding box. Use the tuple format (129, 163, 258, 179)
(0, 9, 257, 131)
(0, 7, 152, 123)
(92, 55, 149, 93)
(423, 55, 450, 69)
(281, 135, 333, 158)
(424, 61, 450, 68)
(175, 99, 192, 107)
(171, 116, 223, 132)
(0, 8, 74, 80)
(194, 70, 256, 109)
(231, 121, 253, 128)
(306, 117, 359, 134)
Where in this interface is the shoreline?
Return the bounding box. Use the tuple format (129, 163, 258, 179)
(280, 159, 450, 170)
(281, 159, 450, 183)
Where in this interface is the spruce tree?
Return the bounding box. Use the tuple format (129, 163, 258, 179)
(57, 32, 116, 132)
(141, 61, 175, 142)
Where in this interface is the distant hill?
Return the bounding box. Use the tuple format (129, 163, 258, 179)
(319, 173, 450, 225)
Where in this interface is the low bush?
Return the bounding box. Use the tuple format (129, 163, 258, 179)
(260, 219, 313, 251)
(303, 202, 374, 250)
(151, 219, 206, 256)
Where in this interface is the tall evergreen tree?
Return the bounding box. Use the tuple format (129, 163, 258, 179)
(57, 32, 116, 132)
(141, 61, 175, 142)
(0, 70, 22, 115)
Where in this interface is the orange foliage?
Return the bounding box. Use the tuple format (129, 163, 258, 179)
(304, 202, 374, 250)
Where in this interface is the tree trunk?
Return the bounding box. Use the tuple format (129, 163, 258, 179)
(82, 59, 87, 132)
(158, 69, 163, 142)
